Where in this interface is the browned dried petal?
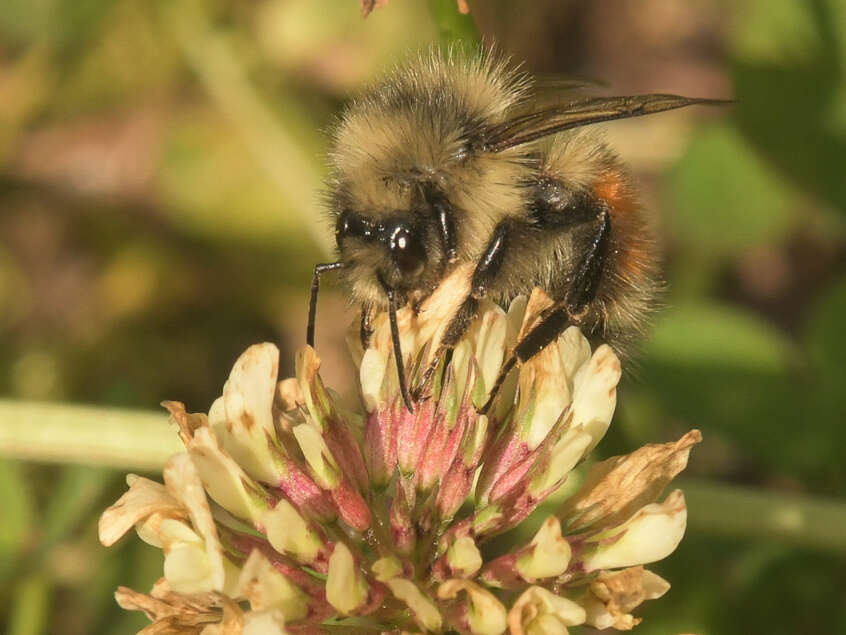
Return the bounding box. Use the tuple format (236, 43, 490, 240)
(116, 586, 222, 629)
(583, 566, 670, 630)
(99, 476, 186, 547)
(559, 430, 701, 531)
(163, 401, 207, 446)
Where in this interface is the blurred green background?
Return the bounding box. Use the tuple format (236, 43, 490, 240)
(0, 0, 844, 633)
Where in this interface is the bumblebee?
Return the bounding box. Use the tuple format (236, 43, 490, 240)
(307, 50, 724, 413)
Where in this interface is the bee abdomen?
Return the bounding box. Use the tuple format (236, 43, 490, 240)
(535, 135, 661, 355)
(588, 169, 661, 355)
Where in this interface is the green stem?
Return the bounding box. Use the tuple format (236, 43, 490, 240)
(679, 477, 846, 554)
(8, 573, 49, 635)
(0, 399, 182, 471)
(162, 1, 333, 256)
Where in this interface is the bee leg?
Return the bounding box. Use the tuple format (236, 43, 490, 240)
(478, 208, 611, 414)
(378, 277, 415, 413)
(414, 297, 479, 399)
(360, 305, 373, 348)
(415, 222, 511, 398)
(307, 261, 344, 348)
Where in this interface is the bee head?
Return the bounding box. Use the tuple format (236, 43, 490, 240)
(335, 208, 439, 302)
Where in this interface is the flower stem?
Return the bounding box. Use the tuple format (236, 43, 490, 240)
(679, 477, 846, 554)
(161, 1, 332, 256)
(0, 399, 182, 471)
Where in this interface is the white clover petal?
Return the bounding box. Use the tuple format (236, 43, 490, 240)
(641, 569, 671, 599)
(438, 580, 507, 635)
(98, 474, 183, 547)
(163, 454, 226, 592)
(261, 499, 322, 563)
(243, 609, 288, 635)
(208, 396, 226, 427)
(138, 515, 198, 549)
(359, 347, 388, 412)
(530, 428, 592, 495)
(147, 518, 218, 594)
(447, 536, 483, 577)
(508, 586, 586, 635)
(505, 295, 529, 341)
(292, 423, 340, 489)
(583, 490, 687, 571)
(570, 344, 621, 451)
(385, 578, 443, 631)
(451, 339, 475, 405)
(557, 326, 591, 385)
(164, 540, 213, 593)
(473, 302, 507, 397)
(223, 343, 278, 437)
(326, 542, 368, 614)
(516, 517, 571, 580)
(372, 556, 403, 582)
(237, 550, 308, 621)
(188, 427, 267, 523)
(414, 263, 473, 356)
(521, 350, 571, 450)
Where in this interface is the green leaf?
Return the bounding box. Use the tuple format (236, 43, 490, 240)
(669, 125, 795, 255)
(8, 573, 50, 635)
(645, 303, 792, 372)
(40, 465, 111, 553)
(636, 303, 815, 474)
(0, 460, 34, 580)
(805, 274, 846, 376)
(729, 0, 846, 211)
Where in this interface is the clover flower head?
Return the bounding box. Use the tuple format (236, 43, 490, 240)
(100, 268, 700, 633)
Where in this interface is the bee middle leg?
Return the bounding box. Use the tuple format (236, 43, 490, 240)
(360, 305, 373, 348)
(414, 222, 511, 398)
(478, 206, 611, 414)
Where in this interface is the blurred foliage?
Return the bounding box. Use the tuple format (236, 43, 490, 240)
(0, 0, 844, 634)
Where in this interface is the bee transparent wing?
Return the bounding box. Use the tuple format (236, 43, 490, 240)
(504, 73, 608, 121)
(531, 73, 610, 94)
(484, 93, 730, 152)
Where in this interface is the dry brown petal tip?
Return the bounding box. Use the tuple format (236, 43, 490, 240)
(116, 586, 225, 631)
(99, 476, 185, 547)
(560, 429, 702, 530)
(163, 400, 207, 445)
(583, 566, 670, 630)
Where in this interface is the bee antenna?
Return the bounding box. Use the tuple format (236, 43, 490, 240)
(307, 262, 344, 348)
(380, 278, 414, 413)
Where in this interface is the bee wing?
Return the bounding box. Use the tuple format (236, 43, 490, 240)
(531, 73, 610, 94)
(484, 93, 731, 152)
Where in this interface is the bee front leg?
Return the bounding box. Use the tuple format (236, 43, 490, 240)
(414, 222, 512, 399)
(307, 261, 344, 348)
(478, 208, 611, 414)
(360, 305, 373, 348)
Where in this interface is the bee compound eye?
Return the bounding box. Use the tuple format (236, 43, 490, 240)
(391, 227, 426, 276)
(335, 211, 350, 238)
(336, 211, 371, 241)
